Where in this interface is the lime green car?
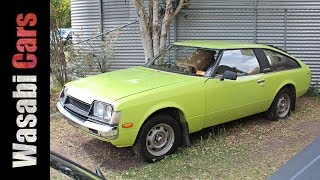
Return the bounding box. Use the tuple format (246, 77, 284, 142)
(57, 40, 311, 162)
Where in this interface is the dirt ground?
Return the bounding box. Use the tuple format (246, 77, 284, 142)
(50, 95, 320, 179)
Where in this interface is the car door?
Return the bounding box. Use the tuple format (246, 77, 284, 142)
(203, 49, 270, 128)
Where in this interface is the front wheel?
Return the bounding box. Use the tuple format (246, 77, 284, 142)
(133, 114, 181, 163)
(266, 88, 294, 121)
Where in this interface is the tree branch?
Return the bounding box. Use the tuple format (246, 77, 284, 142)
(159, 0, 188, 51)
(148, 0, 153, 35)
(132, 0, 148, 30)
(159, 0, 174, 51)
(171, 0, 187, 21)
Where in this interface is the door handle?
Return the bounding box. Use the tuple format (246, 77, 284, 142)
(257, 79, 265, 83)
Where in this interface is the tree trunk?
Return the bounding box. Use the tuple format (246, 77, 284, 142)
(132, 0, 187, 61)
(140, 22, 153, 61)
(132, 0, 153, 61)
(159, 0, 174, 52)
(152, 0, 160, 55)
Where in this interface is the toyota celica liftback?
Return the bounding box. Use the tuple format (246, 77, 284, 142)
(57, 40, 311, 162)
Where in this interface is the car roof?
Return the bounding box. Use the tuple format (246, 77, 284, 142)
(174, 40, 272, 50)
(173, 40, 294, 59)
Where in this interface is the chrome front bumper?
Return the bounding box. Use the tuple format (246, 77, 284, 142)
(56, 102, 118, 140)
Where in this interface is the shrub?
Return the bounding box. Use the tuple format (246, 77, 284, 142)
(50, 28, 70, 88)
(68, 29, 120, 78)
(50, 27, 120, 89)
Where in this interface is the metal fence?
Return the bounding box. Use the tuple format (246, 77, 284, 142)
(70, 6, 320, 85)
(176, 8, 320, 85)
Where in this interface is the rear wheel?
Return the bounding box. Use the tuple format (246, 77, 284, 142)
(133, 114, 181, 163)
(267, 88, 294, 121)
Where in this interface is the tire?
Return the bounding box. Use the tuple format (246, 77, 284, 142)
(133, 114, 181, 163)
(266, 88, 294, 121)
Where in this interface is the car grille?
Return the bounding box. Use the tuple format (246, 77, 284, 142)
(67, 96, 91, 112)
(63, 96, 108, 125)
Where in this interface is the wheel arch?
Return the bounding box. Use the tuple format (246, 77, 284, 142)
(272, 82, 297, 111)
(137, 105, 191, 146)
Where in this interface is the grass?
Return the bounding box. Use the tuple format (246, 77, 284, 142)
(50, 96, 320, 179)
(50, 168, 72, 180)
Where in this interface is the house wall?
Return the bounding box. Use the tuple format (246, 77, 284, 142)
(71, 0, 320, 84)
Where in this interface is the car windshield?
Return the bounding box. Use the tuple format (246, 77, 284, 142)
(145, 45, 219, 76)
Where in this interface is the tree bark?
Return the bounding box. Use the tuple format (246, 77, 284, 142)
(132, 0, 187, 61)
(132, 0, 153, 61)
(148, 0, 153, 45)
(159, 0, 186, 51)
(152, 0, 160, 55)
(159, 0, 173, 51)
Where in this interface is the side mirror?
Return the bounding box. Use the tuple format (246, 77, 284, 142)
(221, 70, 237, 81)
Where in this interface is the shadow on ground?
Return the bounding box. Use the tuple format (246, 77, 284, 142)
(81, 138, 145, 170)
(76, 112, 269, 171)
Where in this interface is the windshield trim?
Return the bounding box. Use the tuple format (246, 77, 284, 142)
(144, 45, 174, 67)
(208, 49, 224, 78)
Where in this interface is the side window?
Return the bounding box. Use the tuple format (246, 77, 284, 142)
(264, 50, 300, 72)
(215, 49, 260, 76)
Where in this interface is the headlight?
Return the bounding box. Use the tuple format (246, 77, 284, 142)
(60, 86, 68, 104)
(93, 101, 113, 120)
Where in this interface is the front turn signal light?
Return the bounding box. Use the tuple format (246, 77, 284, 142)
(122, 123, 133, 128)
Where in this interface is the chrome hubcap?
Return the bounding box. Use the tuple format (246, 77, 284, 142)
(277, 94, 290, 118)
(146, 123, 174, 156)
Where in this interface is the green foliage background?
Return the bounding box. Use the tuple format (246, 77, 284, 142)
(50, 0, 71, 29)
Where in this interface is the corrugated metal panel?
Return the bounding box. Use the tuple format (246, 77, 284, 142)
(70, 0, 103, 75)
(256, 9, 286, 48)
(71, 0, 320, 84)
(256, 7, 320, 84)
(70, 0, 101, 56)
(108, 22, 146, 70)
(176, 8, 255, 42)
(102, 0, 176, 70)
(176, 1, 255, 42)
(258, 0, 320, 9)
(188, 0, 255, 9)
(286, 9, 320, 84)
(102, 0, 146, 70)
(102, 0, 131, 30)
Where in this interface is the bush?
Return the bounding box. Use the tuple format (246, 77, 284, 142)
(50, 27, 120, 89)
(305, 83, 320, 97)
(50, 28, 69, 88)
(68, 30, 120, 78)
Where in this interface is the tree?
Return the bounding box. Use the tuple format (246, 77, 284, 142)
(132, 0, 188, 61)
(50, 0, 71, 30)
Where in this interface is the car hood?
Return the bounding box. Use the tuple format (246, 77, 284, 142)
(65, 66, 186, 104)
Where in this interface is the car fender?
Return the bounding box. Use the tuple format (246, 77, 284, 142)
(273, 80, 297, 100)
(138, 101, 187, 129)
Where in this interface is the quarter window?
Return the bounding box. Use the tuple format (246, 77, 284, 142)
(264, 50, 300, 71)
(216, 49, 260, 76)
